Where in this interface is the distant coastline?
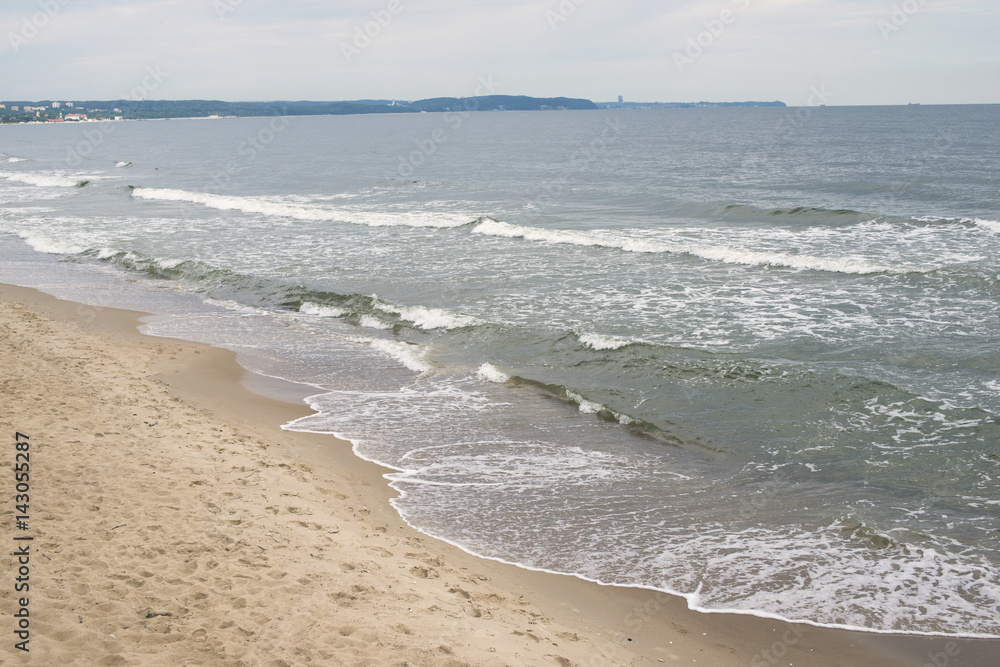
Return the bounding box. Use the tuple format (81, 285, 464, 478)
(3, 96, 593, 123)
(595, 100, 786, 109)
(0, 95, 786, 123)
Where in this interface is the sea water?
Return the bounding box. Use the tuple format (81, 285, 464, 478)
(1, 105, 999, 636)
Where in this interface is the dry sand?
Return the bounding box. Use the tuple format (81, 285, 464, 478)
(1, 283, 997, 666)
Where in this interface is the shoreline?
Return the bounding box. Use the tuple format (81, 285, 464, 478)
(2, 281, 997, 666)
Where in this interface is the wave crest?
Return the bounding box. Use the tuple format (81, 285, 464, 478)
(911, 215, 1000, 234)
(353, 337, 432, 373)
(130, 186, 473, 229)
(472, 218, 918, 275)
(720, 203, 870, 221)
(19, 232, 89, 255)
(477, 363, 511, 384)
(0, 171, 89, 188)
(578, 332, 635, 351)
(373, 298, 483, 330)
(299, 301, 348, 318)
(976, 218, 1000, 234)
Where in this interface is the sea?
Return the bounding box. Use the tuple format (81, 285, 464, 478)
(2, 105, 998, 638)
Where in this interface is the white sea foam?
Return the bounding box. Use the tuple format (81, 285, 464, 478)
(130, 187, 472, 229)
(352, 210, 473, 229)
(122, 252, 185, 270)
(354, 337, 432, 373)
(681, 521, 1000, 637)
(0, 171, 87, 188)
(19, 233, 87, 255)
(359, 315, 393, 330)
(565, 389, 638, 424)
(578, 332, 634, 350)
(910, 215, 1000, 235)
(473, 218, 917, 275)
(299, 301, 347, 318)
(477, 363, 510, 384)
(975, 218, 1000, 233)
(199, 298, 274, 317)
(4, 157, 28, 163)
(91, 247, 187, 273)
(116, 161, 133, 168)
(565, 389, 605, 415)
(373, 299, 483, 330)
(688, 244, 911, 274)
(156, 256, 186, 269)
(0, 206, 53, 215)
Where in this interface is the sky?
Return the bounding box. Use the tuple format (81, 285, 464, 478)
(1, 0, 998, 106)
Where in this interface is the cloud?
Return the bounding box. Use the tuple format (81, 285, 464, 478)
(1, 0, 997, 104)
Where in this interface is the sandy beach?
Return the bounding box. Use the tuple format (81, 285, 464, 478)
(1, 282, 996, 666)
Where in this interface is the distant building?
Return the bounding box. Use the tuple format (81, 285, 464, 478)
(0, 104, 5, 109)
(11, 106, 18, 111)
(618, 95, 624, 104)
(52, 102, 61, 108)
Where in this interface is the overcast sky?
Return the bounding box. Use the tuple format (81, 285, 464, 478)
(2, 0, 997, 105)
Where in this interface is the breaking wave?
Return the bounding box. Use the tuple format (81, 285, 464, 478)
(578, 332, 636, 351)
(471, 218, 920, 275)
(976, 218, 1000, 233)
(373, 298, 483, 330)
(129, 186, 474, 229)
(298, 301, 347, 318)
(0, 171, 90, 188)
(718, 203, 872, 222)
(476, 362, 511, 384)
